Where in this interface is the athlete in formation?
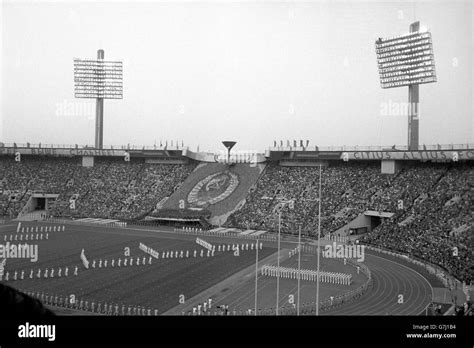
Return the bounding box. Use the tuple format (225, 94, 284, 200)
(260, 265, 352, 285)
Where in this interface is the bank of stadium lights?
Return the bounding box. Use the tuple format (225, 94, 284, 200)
(375, 21, 437, 150)
(74, 61, 123, 99)
(376, 30, 436, 89)
(73, 50, 123, 149)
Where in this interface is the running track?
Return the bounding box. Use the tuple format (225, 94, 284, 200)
(210, 250, 433, 315)
(325, 251, 433, 315)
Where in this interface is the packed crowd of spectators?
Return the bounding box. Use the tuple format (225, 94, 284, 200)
(0, 156, 194, 220)
(228, 162, 392, 235)
(227, 161, 473, 283)
(362, 164, 473, 283)
(0, 157, 78, 218)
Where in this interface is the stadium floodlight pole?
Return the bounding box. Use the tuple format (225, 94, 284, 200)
(315, 163, 322, 316)
(276, 210, 281, 315)
(95, 49, 104, 149)
(375, 22, 436, 151)
(407, 21, 420, 151)
(297, 223, 302, 315)
(74, 49, 123, 150)
(254, 238, 259, 316)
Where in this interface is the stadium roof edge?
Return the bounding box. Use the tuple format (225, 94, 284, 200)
(1, 143, 473, 162)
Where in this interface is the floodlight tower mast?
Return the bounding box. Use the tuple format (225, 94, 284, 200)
(95, 49, 105, 149)
(407, 22, 420, 151)
(74, 49, 123, 150)
(375, 21, 436, 152)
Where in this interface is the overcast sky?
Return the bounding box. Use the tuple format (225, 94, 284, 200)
(1, 0, 472, 152)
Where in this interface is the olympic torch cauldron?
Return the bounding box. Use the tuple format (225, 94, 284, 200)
(221, 141, 237, 163)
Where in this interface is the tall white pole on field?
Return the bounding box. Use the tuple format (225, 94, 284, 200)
(297, 223, 302, 315)
(316, 163, 322, 315)
(276, 211, 281, 315)
(254, 239, 259, 316)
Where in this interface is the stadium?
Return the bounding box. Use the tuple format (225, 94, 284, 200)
(0, 0, 472, 325)
(0, 143, 472, 316)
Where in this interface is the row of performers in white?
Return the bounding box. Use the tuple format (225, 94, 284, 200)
(16, 225, 66, 233)
(4, 255, 157, 281)
(2, 245, 251, 282)
(143, 243, 262, 259)
(260, 265, 353, 285)
(4, 233, 49, 241)
(3, 255, 154, 281)
(140, 242, 263, 260)
(189, 298, 214, 315)
(0, 266, 80, 281)
(21, 290, 159, 316)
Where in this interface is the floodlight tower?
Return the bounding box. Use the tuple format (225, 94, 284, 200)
(74, 49, 123, 149)
(408, 22, 420, 151)
(375, 21, 437, 151)
(95, 49, 104, 149)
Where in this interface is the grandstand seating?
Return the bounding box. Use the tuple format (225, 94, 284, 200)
(0, 155, 472, 282)
(0, 156, 195, 220)
(226, 161, 472, 282)
(361, 164, 473, 283)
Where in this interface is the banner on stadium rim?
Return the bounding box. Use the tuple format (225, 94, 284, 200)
(0, 148, 127, 157)
(340, 150, 474, 161)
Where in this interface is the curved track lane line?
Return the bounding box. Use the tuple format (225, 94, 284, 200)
(326, 254, 433, 315)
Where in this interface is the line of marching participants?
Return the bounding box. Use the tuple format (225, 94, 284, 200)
(260, 265, 352, 285)
(16, 224, 66, 233)
(3, 224, 66, 241)
(17, 289, 160, 316)
(1, 241, 265, 282)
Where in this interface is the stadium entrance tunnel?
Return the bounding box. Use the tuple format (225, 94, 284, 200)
(18, 193, 59, 218)
(36, 198, 46, 210)
(332, 210, 393, 237)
